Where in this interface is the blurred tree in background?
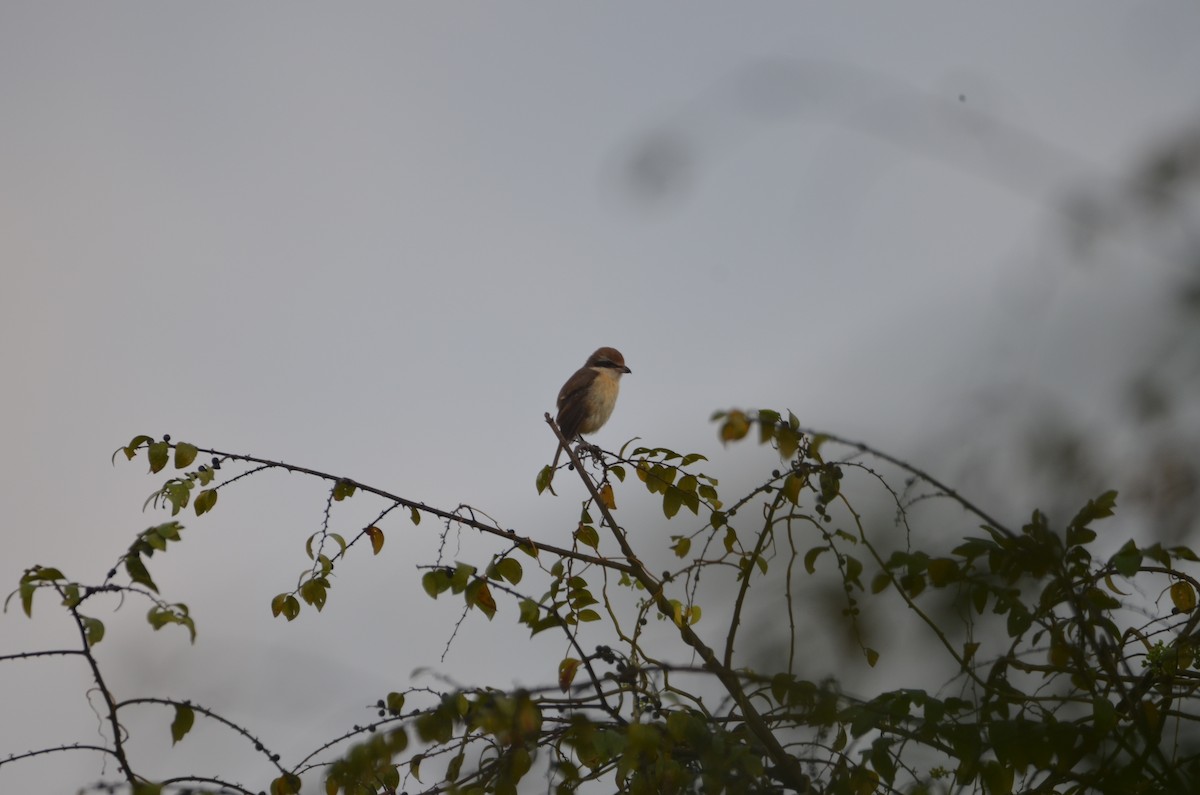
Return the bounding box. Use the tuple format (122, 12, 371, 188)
(5, 61, 1199, 795)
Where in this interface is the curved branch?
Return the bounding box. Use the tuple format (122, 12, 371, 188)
(115, 697, 289, 777)
(150, 443, 634, 576)
(803, 427, 1017, 538)
(0, 742, 118, 769)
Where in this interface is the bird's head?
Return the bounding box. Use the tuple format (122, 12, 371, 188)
(588, 347, 631, 375)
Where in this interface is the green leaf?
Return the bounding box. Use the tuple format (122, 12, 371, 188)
(804, 546, 826, 574)
(662, 487, 683, 519)
(1006, 603, 1032, 637)
(671, 536, 692, 558)
(145, 603, 196, 642)
(410, 506, 421, 525)
(171, 704, 195, 745)
(870, 737, 895, 784)
(116, 434, 154, 463)
(386, 691, 406, 715)
(757, 409, 780, 443)
(445, 752, 464, 783)
(1068, 490, 1118, 531)
(518, 598, 540, 625)
(864, 647, 880, 667)
(1091, 695, 1117, 734)
(782, 473, 803, 504)
(271, 593, 289, 617)
(844, 555, 863, 586)
(576, 608, 601, 622)
(451, 563, 476, 592)
(1171, 545, 1200, 562)
(145, 528, 168, 552)
(494, 557, 523, 585)
(194, 489, 218, 516)
(723, 526, 738, 553)
(81, 616, 105, 646)
(574, 524, 600, 550)
(536, 465, 554, 494)
(32, 566, 66, 581)
(777, 427, 801, 460)
(300, 578, 328, 611)
(332, 479, 356, 501)
(148, 441, 170, 474)
(515, 537, 539, 558)
(156, 521, 182, 541)
(125, 554, 158, 593)
(60, 583, 81, 609)
(422, 569, 450, 598)
(980, 760, 1014, 795)
(174, 442, 198, 469)
(1110, 540, 1142, 578)
(927, 558, 960, 587)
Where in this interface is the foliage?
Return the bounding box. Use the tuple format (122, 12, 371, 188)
(5, 413, 1200, 794)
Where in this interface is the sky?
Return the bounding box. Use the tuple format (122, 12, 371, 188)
(2, 3, 1199, 792)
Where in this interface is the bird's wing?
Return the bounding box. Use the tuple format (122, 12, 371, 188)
(556, 366, 596, 440)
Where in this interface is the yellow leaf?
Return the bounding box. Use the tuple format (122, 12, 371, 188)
(558, 657, 581, 692)
(719, 410, 750, 444)
(1171, 581, 1196, 613)
(598, 482, 616, 510)
(366, 526, 385, 555)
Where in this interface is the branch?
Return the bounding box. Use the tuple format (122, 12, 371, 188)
(147, 442, 635, 576)
(0, 742, 118, 769)
(803, 427, 1017, 538)
(547, 414, 814, 793)
(724, 490, 785, 669)
(0, 648, 86, 664)
(116, 697, 290, 776)
(64, 598, 137, 785)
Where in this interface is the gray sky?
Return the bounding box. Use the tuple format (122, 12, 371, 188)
(3, 3, 1198, 792)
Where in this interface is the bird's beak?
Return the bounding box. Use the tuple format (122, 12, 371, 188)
(623, 365, 632, 374)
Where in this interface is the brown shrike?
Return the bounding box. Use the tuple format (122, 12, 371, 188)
(549, 347, 631, 487)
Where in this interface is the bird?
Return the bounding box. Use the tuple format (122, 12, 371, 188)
(548, 347, 631, 491)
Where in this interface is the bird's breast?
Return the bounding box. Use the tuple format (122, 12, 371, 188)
(577, 370, 621, 435)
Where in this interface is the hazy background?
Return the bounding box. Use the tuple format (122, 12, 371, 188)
(3, 3, 1199, 791)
